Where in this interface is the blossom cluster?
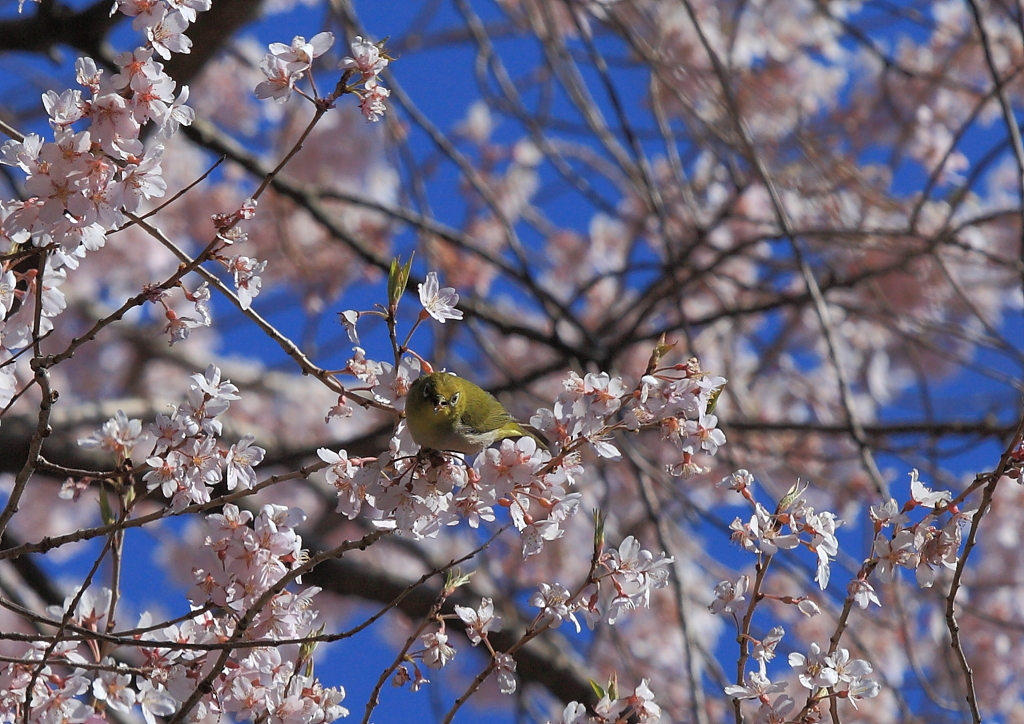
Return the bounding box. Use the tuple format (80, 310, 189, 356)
(256, 32, 391, 123)
(0, 0, 209, 354)
(398, 597, 510, 693)
(112, 0, 210, 58)
(586, 535, 675, 625)
(328, 277, 728, 559)
(76, 364, 265, 511)
(529, 362, 728, 477)
(868, 469, 974, 589)
(711, 468, 975, 719)
(320, 427, 579, 550)
(328, 345, 587, 549)
(256, 32, 335, 104)
(399, 533, 673, 700)
(340, 36, 391, 123)
(545, 680, 662, 724)
(724, 638, 880, 721)
(0, 505, 346, 724)
(141, 365, 265, 509)
(726, 483, 842, 589)
(323, 360, 589, 552)
(526, 535, 674, 635)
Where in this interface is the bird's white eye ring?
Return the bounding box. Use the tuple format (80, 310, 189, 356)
(450, 392, 460, 405)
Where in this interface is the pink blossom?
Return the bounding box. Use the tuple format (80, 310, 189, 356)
(165, 0, 210, 24)
(268, 32, 334, 70)
(358, 79, 389, 123)
(709, 575, 749, 615)
(629, 679, 661, 724)
(494, 652, 517, 694)
(147, 9, 192, 59)
(418, 271, 463, 322)
(225, 434, 265, 490)
(0, 133, 43, 173)
(137, 680, 177, 724)
(226, 254, 267, 309)
(340, 36, 388, 79)
(255, 54, 303, 103)
(530, 582, 581, 632)
(339, 309, 360, 343)
(78, 410, 145, 462)
(92, 666, 136, 713)
(42, 89, 85, 127)
(718, 468, 754, 493)
(115, 145, 167, 212)
(476, 436, 545, 500)
(788, 642, 839, 689)
(454, 597, 503, 645)
(724, 671, 787, 700)
(420, 630, 456, 669)
(88, 93, 142, 158)
(909, 468, 951, 508)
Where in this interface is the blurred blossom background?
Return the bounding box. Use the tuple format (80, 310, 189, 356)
(2, 0, 1024, 723)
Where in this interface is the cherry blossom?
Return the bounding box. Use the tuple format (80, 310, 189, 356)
(267, 32, 334, 71)
(420, 630, 456, 669)
(455, 597, 503, 644)
(5, 1, 1024, 722)
(418, 271, 463, 323)
(340, 36, 389, 80)
(226, 254, 267, 309)
(709, 575, 749, 615)
(147, 9, 192, 59)
(255, 54, 304, 103)
(224, 434, 266, 490)
(724, 671, 787, 700)
(339, 309, 360, 343)
(493, 652, 517, 694)
(531, 582, 581, 632)
(77, 410, 146, 462)
(358, 79, 389, 123)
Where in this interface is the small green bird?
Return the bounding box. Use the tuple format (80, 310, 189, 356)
(406, 372, 548, 454)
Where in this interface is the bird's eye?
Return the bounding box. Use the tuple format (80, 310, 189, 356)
(422, 385, 431, 398)
(450, 392, 460, 405)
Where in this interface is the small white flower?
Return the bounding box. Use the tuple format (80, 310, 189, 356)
(725, 671, 787, 700)
(137, 680, 177, 724)
(420, 630, 455, 669)
(869, 497, 909, 528)
(454, 597, 503, 645)
(418, 271, 463, 323)
(530, 582, 581, 632)
(909, 469, 951, 508)
(78, 410, 145, 462)
(709, 575, 748, 615)
(847, 578, 881, 609)
(494, 652, 517, 694)
(797, 599, 821, 617)
(268, 32, 334, 69)
(225, 434, 265, 491)
(339, 309, 360, 343)
(718, 468, 754, 492)
(359, 79, 389, 123)
(753, 626, 785, 663)
(843, 676, 881, 708)
(789, 642, 838, 690)
(340, 36, 388, 79)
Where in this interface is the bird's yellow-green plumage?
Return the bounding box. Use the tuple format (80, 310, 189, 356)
(406, 372, 548, 454)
